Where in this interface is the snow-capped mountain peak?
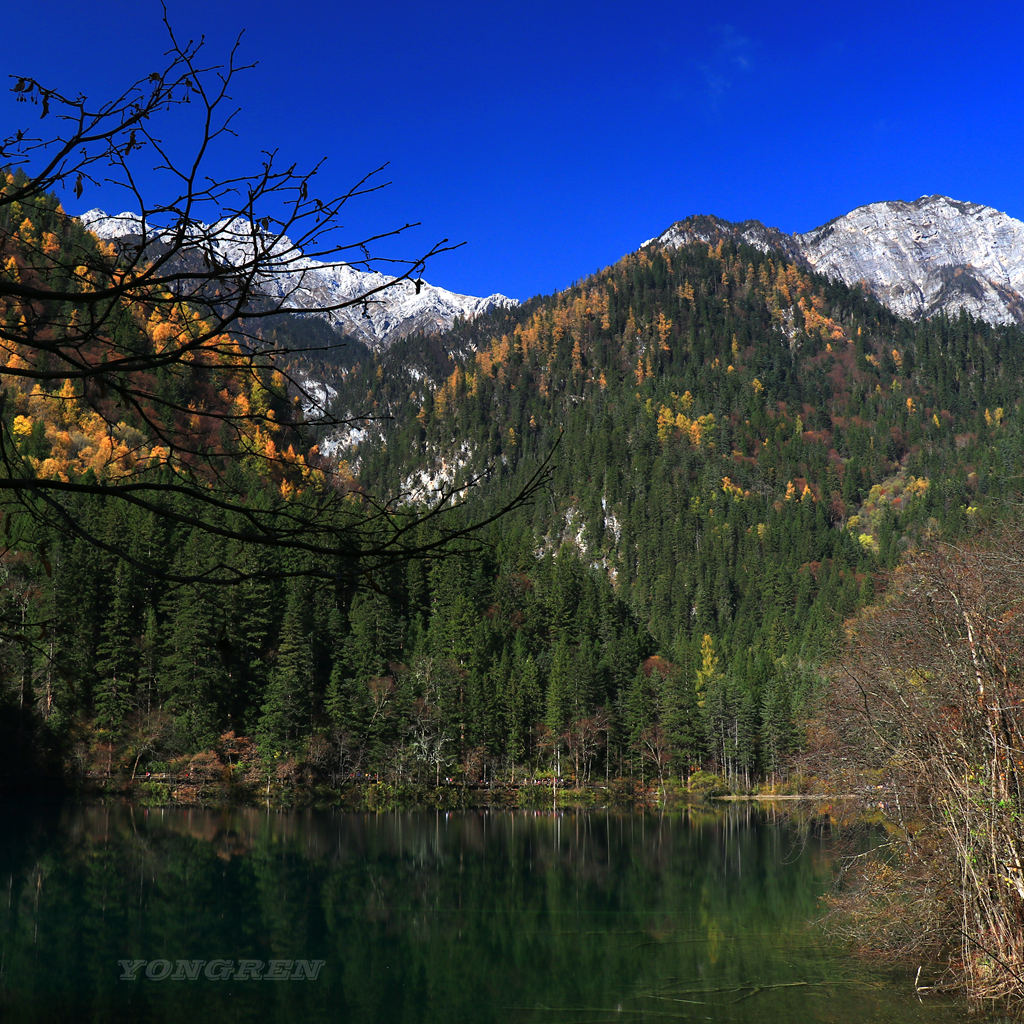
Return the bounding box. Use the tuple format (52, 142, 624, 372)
(795, 196, 1024, 324)
(78, 208, 517, 349)
(649, 195, 1024, 326)
(80, 209, 149, 239)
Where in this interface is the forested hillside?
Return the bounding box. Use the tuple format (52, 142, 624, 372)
(346, 232, 1024, 782)
(0, 177, 639, 792)
(4, 185, 1024, 797)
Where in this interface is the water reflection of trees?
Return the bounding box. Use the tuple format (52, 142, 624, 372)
(0, 804, 925, 1024)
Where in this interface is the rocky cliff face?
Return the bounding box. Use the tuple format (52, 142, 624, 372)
(796, 197, 1024, 325)
(79, 209, 516, 350)
(652, 196, 1024, 326)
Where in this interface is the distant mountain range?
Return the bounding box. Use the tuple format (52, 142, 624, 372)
(82, 195, 1024, 356)
(650, 195, 1024, 327)
(79, 209, 517, 351)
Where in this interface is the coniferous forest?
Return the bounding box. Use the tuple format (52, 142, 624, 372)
(10, 13, 1024, 1014)
(3, 165, 1023, 807)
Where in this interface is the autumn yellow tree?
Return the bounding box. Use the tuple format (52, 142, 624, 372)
(0, 8, 546, 583)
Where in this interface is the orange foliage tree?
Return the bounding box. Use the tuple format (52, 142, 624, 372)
(0, 8, 546, 583)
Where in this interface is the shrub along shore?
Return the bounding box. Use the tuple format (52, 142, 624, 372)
(64, 743, 835, 811)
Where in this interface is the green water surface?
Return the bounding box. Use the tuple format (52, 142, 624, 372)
(0, 802, 967, 1022)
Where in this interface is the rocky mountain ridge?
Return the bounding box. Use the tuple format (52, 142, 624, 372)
(79, 209, 516, 350)
(82, 195, 1024, 353)
(651, 196, 1024, 326)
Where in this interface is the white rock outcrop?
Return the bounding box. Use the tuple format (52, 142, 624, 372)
(79, 209, 517, 350)
(796, 196, 1024, 325)
(651, 196, 1024, 326)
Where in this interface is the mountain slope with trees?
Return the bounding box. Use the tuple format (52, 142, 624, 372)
(9, 187, 1024, 798)
(343, 231, 1024, 785)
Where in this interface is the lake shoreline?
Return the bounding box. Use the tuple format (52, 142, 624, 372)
(715, 793, 861, 801)
(46, 768, 864, 813)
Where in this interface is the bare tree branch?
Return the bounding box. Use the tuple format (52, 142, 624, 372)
(0, 8, 544, 584)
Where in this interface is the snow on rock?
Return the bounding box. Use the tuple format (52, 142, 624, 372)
(79, 209, 517, 350)
(290, 372, 337, 421)
(650, 196, 1024, 327)
(319, 424, 368, 459)
(651, 214, 797, 259)
(80, 209, 150, 239)
(795, 196, 1024, 325)
(400, 441, 476, 504)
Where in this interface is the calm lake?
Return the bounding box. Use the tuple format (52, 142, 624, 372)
(0, 801, 967, 1023)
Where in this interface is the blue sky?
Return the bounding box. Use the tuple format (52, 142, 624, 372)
(3, 1, 1024, 301)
